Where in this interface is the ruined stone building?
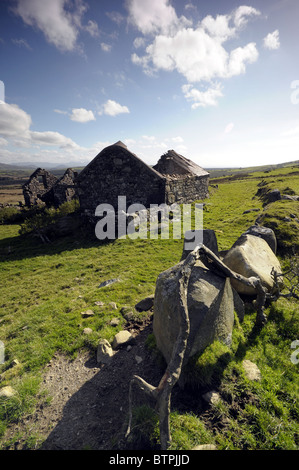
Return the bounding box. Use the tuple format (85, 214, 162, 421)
(23, 167, 77, 207)
(76, 141, 209, 215)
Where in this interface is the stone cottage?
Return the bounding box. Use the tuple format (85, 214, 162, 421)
(23, 167, 77, 207)
(76, 141, 209, 215)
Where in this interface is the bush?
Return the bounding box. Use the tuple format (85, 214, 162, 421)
(0, 207, 22, 225)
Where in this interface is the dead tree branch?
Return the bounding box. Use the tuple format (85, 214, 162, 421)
(125, 244, 269, 449)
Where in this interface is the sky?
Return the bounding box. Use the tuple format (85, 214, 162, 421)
(0, 0, 299, 169)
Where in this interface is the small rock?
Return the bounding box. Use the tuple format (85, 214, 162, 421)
(81, 309, 95, 318)
(109, 302, 117, 310)
(202, 391, 221, 405)
(135, 355, 143, 364)
(242, 360, 261, 381)
(135, 296, 154, 312)
(0, 386, 16, 398)
(83, 328, 93, 335)
(127, 345, 132, 352)
(94, 301, 104, 306)
(110, 318, 120, 327)
(112, 330, 134, 349)
(192, 444, 217, 450)
(98, 278, 119, 289)
(97, 339, 115, 364)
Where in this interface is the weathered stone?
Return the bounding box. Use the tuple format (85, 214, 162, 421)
(76, 142, 210, 221)
(181, 229, 219, 260)
(153, 258, 235, 365)
(245, 225, 277, 254)
(109, 302, 117, 310)
(223, 234, 283, 296)
(135, 355, 143, 364)
(83, 328, 93, 335)
(0, 386, 16, 398)
(98, 279, 119, 288)
(202, 390, 221, 405)
(110, 318, 120, 326)
(81, 309, 95, 318)
(135, 296, 154, 312)
(97, 339, 115, 364)
(112, 330, 134, 349)
(266, 189, 281, 204)
(242, 360, 261, 381)
(22, 167, 77, 208)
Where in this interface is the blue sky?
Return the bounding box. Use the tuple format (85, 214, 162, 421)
(0, 0, 298, 169)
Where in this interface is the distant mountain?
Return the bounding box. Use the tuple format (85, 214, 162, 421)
(0, 161, 87, 172)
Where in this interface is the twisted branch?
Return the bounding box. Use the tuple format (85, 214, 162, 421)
(125, 243, 268, 449)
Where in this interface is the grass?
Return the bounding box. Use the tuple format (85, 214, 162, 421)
(0, 167, 298, 449)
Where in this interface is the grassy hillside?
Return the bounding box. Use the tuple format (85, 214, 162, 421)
(0, 167, 298, 450)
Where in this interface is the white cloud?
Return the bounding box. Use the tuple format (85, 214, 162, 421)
(11, 38, 32, 50)
(13, 0, 98, 52)
(106, 11, 125, 25)
(0, 102, 32, 136)
(54, 108, 68, 115)
(85, 19, 99, 38)
(233, 6, 261, 29)
(30, 130, 80, 149)
(263, 30, 280, 50)
(126, 0, 191, 36)
(131, 4, 261, 108)
(133, 37, 146, 49)
(101, 42, 112, 53)
(13, 0, 81, 51)
(100, 100, 130, 117)
(227, 42, 259, 76)
(70, 108, 96, 122)
(182, 83, 224, 108)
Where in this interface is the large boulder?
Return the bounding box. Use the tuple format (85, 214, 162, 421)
(153, 258, 235, 365)
(223, 233, 282, 296)
(245, 225, 277, 254)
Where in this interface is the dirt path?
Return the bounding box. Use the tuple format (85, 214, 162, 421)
(4, 319, 163, 450)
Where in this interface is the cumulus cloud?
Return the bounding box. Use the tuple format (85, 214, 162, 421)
(129, 3, 262, 108)
(70, 108, 96, 122)
(85, 19, 100, 38)
(13, 0, 99, 52)
(0, 102, 32, 136)
(101, 42, 112, 53)
(182, 83, 224, 108)
(126, 0, 191, 36)
(100, 100, 130, 117)
(263, 30, 280, 50)
(30, 130, 80, 149)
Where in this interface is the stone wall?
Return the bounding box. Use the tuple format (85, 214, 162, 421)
(76, 144, 167, 215)
(23, 169, 58, 206)
(23, 168, 77, 208)
(165, 174, 210, 205)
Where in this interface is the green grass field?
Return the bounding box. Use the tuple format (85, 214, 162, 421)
(0, 167, 298, 449)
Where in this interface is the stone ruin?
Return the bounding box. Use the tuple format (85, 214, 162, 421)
(22, 167, 77, 208)
(76, 141, 210, 216)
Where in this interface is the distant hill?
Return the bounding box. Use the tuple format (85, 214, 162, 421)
(207, 160, 299, 178)
(1, 159, 298, 179)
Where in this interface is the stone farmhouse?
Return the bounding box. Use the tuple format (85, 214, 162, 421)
(76, 141, 209, 215)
